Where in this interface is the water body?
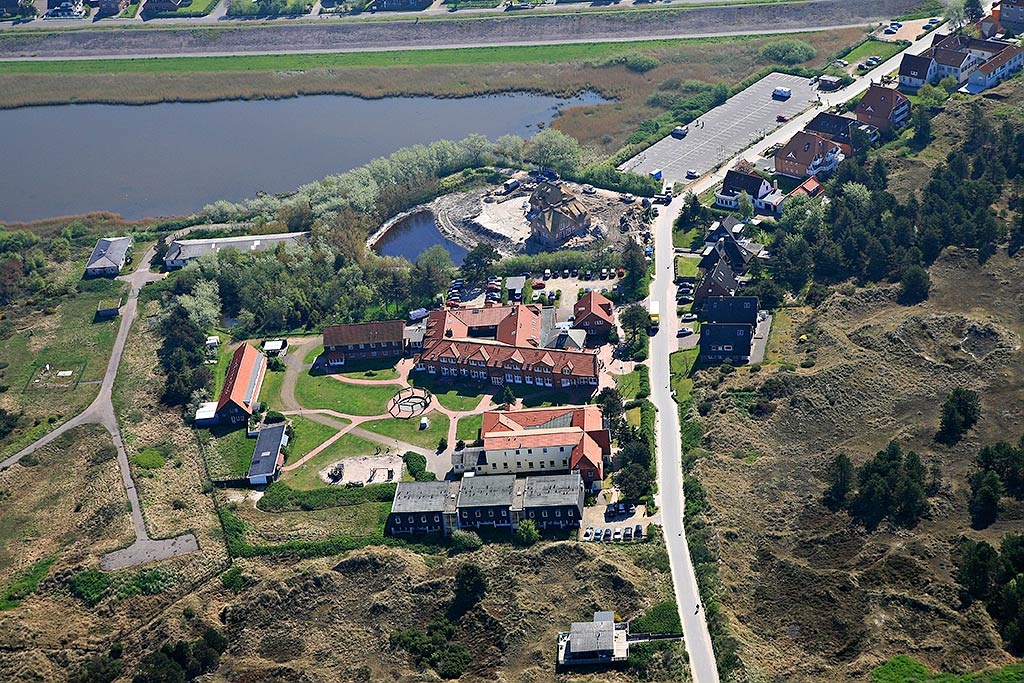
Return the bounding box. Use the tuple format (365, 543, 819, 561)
(374, 211, 467, 265)
(0, 91, 606, 224)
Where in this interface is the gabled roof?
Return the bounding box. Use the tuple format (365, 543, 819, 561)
(777, 131, 842, 169)
(86, 236, 132, 271)
(720, 169, 770, 200)
(496, 304, 543, 346)
(702, 296, 759, 324)
(216, 343, 266, 415)
(857, 85, 910, 119)
(323, 320, 405, 348)
(248, 424, 287, 479)
(978, 45, 1023, 74)
(899, 53, 934, 79)
(698, 234, 755, 273)
(420, 338, 599, 379)
(696, 260, 738, 297)
(786, 176, 825, 199)
(572, 291, 615, 327)
(932, 47, 972, 68)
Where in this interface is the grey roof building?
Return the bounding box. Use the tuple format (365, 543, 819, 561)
(388, 480, 460, 536)
(85, 236, 132, 278)
(247, 423, 288, 485)
(523, 471, 584, 509)
(392, 481, 451, 515)
(557, 611, 629, 666)
(164, 231, 308, 269)
(458, 474, 516, 509)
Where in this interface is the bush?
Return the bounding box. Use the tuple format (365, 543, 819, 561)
(513, 519, 540, 546)
(632, 600, 682, 634)
(220, 566, 248, 594)
(70, 568, 111, 607)
(449, 530, 483, 554)
(602, 51, 661, 73)
(257, 481, 397, 512)
(403, 451, 436, 482)
(636, 365, 651, 399)
(760, 39, 816, 65)
(131, 448, 167, 470)
(264, 410, 285, 424)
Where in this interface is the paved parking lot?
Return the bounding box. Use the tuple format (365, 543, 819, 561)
(620, 72, 819, 185)
(579, 488, 651, 542)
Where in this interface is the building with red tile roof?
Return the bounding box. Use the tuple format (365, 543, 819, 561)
(216, 343, 267, 424)
(452, 405, 610, 487)
(414, 304, 600, 390)
(571, 291, 615, 338)
(855, 85, 911, 133)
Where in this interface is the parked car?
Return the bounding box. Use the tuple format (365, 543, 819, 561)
(571, 268, 579, 277)
(620, 193, 636, 204)
(612, 527, 623, 542)
(617, 267, 625, 277)
(677, 295, 694, 304)
(776, 114, 789, 122)
(584, 270, 592, 280)
(581, 184, 596, 195)
(582, 527, 594, 541)
(623, 526, 634, 541)
(857, 63, 869, 71)
(884, 26, 898, 34)
(681, 313, 698, 322)
(593, 528, 603, 541)
(606, 503, 616, 519)
(685, 169, 699, 179)
(600, 268, 609, 279)
(532, 281, 545, 289)
(671, 125, 689, 139)
(834, 58, 849, 67)
(563, 269, 570, 278)
(677, 327, 694, 337)
(543, 268, 552, 279)
(634, 524, 644, 539)
(602, 528, 612, 541)
(548, 291, 557, 301)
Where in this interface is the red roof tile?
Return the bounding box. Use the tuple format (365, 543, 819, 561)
(216, 343, 266, 415)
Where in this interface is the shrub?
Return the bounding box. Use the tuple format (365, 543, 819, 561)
(636, 365, 651, 399)
(513, 519, 540, 546)
(220, 566, 248, 594)
(70, 568, 111, 607)
(760, 39, 816, 65)
(131, 449, 166, 469)
(403, 451, 436, 482)
(632, 600, 682, 634)
(264, 410, 285, 424)
(449, 530, 483, 554)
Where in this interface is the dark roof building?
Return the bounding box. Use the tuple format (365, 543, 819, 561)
(697, 234, 756, 274)
(698, 323, 753, 365)
(322, 320, 407, 367)
(702, 296, 759, 325)
(164, 231, 307, 269)
(557, 611, 629, 666)
(693, 260, 739, 306)
(521, 471, 585, 529)
(247, 424, 288, 485)
(803, 112, 876, 151)
(388, 480, 460, 536)
(85, 236, 132, 278)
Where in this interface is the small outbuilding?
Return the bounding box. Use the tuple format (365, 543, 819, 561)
(262, 339, 287, 357)
(247, 423, 289, 486)
(557, 611, 629, 667)
(96, 298, 122, 319)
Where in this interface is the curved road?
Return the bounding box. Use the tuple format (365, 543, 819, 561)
(0, 238, 199, 571)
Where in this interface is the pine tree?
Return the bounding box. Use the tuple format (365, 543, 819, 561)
(823, 453, 853, 510)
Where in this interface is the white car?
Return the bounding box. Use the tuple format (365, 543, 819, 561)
(582, 527, 594, 541)
(581, 184, 596, 195)
(677, 327, 694, 337)
(685, 169, 699, 179)
(681, 313, 698, 322)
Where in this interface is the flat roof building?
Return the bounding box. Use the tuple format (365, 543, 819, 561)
(557, 611, 629, 667)
(247, 423, 288, 486)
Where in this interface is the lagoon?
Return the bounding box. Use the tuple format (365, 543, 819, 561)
(1, 91, 605, 224)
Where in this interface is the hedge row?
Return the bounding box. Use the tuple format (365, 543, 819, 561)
(636, 365, 651, 400)
(403, 452, 437, 482)
(256, 481, 396, 512)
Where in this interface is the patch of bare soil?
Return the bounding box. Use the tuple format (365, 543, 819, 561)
(691, 248, 1024, 680)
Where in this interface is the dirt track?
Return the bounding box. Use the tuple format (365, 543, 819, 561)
(0, 0, 916, 59)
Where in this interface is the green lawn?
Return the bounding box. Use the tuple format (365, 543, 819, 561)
(360, 412, 450, 451)
(616, 369, 643, 400)
(144, 0, 218, 17)
(455, 414, 483, 443)
(673, 227, 703, 250)
(872, 655, 1024, 682)
(259, 368, 286, 412)
(670, 349, 698, 404)
(625, 406, 641, 427)
(843, 39, 906, 67)
(286, 415, 343, 461)
(674, 256, 700, 279)
(202, 425, 256, 480)
(334, 361, 400, 381)
(0, 33, 812, 75)
(279, 432, 381, 491)
(210, 336, 235, 397)
(293, 373, 396, 416)
(409, 375, 485, 412)
(303, 344, 324, 365)
(236, 501, 390, 545)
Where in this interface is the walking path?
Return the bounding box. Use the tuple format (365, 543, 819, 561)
(0, 235, 199, 571)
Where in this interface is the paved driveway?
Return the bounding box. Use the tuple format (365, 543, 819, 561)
(620, 72, 819, 185)
(749, 313, 772, 364)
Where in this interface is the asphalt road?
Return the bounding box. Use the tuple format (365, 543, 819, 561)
(650, 194, 719, 683)
(623, 72, 820, 184)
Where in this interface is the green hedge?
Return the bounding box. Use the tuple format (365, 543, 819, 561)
(568, 164, 661, 196)
(403, 451, 436, 482)
(632, 599, 682, 634)
(256, 480, 396, 512)
(636, 365, 651, 399)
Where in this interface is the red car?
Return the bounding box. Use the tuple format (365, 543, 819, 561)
(532, 281, 546, 290)
(776, 114, 789, 122)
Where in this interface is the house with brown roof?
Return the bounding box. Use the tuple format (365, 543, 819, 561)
(322, 320, 406, 367)
(528, 182, 592, 247)
(774, 131, 845, 179)
(968, 44, 1024, 92)
(413, 304, 600, 390)
(571, 291, 615, 339)
(855, 85, 911, 133)
(451, 405, 611, 488)
(693, 260, 738, 306)
(216, 343, 267, 424)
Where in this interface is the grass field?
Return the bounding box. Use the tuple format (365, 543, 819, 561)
(455, 413, 483, 443)
(234, 499, 390, 544)
(293, 373, 395, 416)
(670, 349, 697, 403)
(616, 369, 644, 400)
(286, 415, 342, 461)
(673, 226, 703, 250)
(202, 424, 256, 479)
(144, 0, 219, 17)
(333, 362, 400, 381)
(674, 256, 700, 279)
(409, 375, 485, 412)
(842, 39, 907, 67)
(280, 432, 380, 490)
(303, 344, 324, 365)
(258, 368, 286, 412)
(625, 406, 641, 426)
(360, 412, 449, 451)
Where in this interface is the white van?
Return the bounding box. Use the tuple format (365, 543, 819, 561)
(772, 87, 793, 100)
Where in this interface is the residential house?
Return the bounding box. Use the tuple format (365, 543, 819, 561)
(931, 47, 976, 84)
(968, 45, 1024, 92)
(414, 304, 600, 390)
(143, 0, 191, 11)
(456, 474, 516, 530)
(693, 260, 739, 306)
(701, 296, 759, 324)
(699, 323, 753, 365)
(979, 14, 1005, 38)
(98, 0, 128, 13)
(817, 75, 843, 91)
(322, 320, 406, 367)
(557, 611, 630, 667)
(571, 291, 615, 339)
(451, 405, 611, 488)
(247, 423, 288, 486)
(262, 339, 287, 357)
(697, 232, 757, 274)
(714, 168, 771, 211)
(85, 236, 132, 278)
(215, 343, 267, 424)
(520, 472, 585, 530)
(786, 176, 826, 201)
(704, 217, 746, 248)
(164, 231, 307, 269)
(774, 131, 845, 179)
(803, 111, 878, 151)
(855, 85, 911, 133)
(998, 0, 1024, 31)
(528, 182, 592, 247)
(387, 480, 460, 536)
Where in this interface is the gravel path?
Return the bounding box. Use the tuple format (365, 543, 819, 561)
(0, 0, 918, 59)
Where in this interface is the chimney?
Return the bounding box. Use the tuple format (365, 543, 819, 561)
(773, 179, 779, 191)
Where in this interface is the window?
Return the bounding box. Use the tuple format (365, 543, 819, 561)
(501, 510, 507, 517)
(462, 511, 468, 518)
(370, 342, 376, 348)
(503, 462, 508, 469)
(550, 461, 555, 466)
(555, 510, 561, 517)
(528, 449, 533, 454)
(408, 516, 414, 523)
(542, 511, 548, 518)
(359, 343, 365, 349)
(489, 510, 494, 518)
(543, 448, 548, 454)
(737, 329, 745, 336)
(475, 510, 480, 518)
(492, 463, 497, 470)
(529, 462, 534, 468)
(421, 516, 426, 523)
(562, 459, 567, 466)
(434, 515, 440, 522)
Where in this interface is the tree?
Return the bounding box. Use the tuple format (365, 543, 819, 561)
(493, 134, 525, 164)
(513, 519, 540, 546)
(957, 539, 999, 602)
(449, 530, 483, 553)
(411, 245, 454, 303)
(912, 105, 932, 147)
(459, 243, 499, 284)
(619, 303, 650, 345)
(616, 462, 653, 501)
(620, 440, 652, 469)
(737, 191, 754, 220)
(453, 563, 488, 608)
(937, 387, 981, 444)
(900, 264, 931, 304)
(620, 238, 648, 302)
(500, 385, 517, 407)
(849, 441, 928, 530)
(965, 0, 984, 22)
(823, 453, 853, 510)
(523, 129, 582, 177)
(595, 387, 624, 426)
(944, 0, 966, 29)
(969, 470, 1003, 529)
